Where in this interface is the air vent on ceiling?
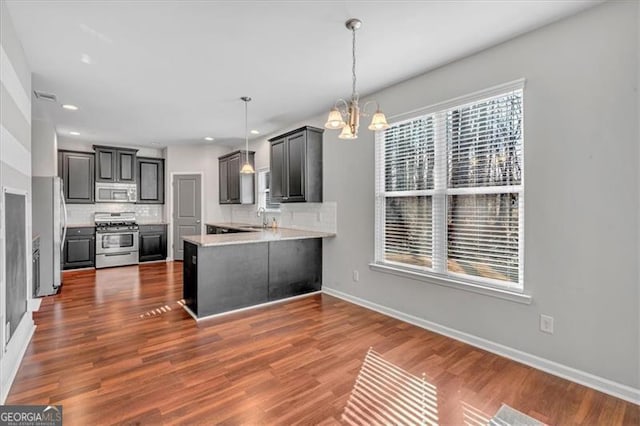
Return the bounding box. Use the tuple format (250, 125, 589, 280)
(33, 90, 57, 102)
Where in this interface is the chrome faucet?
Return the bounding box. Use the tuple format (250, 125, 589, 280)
(257, 207, 267, 228)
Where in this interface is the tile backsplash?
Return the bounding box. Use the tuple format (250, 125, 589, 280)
(67, 203, 164, 225)
(229, 201, 337, 233)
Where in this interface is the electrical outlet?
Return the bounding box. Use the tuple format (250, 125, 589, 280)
(352, 270, 359, 282)
(540, 314, 554, 334)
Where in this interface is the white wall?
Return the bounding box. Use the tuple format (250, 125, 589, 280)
(0, 0, 35, 403)
(310, 0, 639, 399)
(31, 118, 57, 176)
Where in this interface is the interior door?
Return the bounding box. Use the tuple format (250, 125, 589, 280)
(173, 174, 201, 261)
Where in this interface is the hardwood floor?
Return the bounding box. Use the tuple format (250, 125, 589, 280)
(7, 262, 638, 425)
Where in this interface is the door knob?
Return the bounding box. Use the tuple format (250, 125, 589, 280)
(196, 220, 201, 223)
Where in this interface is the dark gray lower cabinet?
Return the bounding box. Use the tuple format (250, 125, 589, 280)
(139, 224, 167, 262)
(183, 238, 322, 318)
(63, 227, 95, 269)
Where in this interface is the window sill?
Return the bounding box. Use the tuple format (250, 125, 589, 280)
(368, 262, 532, 305)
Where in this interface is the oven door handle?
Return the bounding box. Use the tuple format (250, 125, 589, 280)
(103, 252, 134, 257)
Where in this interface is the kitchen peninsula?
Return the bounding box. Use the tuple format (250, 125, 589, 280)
(182, 224, 335, 319)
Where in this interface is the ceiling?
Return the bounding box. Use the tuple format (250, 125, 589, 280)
(7, 0, 600, 148)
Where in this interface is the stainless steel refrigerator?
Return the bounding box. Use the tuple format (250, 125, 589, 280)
(32, 176, 67, 296)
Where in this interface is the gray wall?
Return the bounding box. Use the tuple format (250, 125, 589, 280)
(164, 143, 233, 258)
(243, 1, 639, 392)
(0, 0, 34, 401)
(318, 0, 638, 390)
(31, 118, 57, 176)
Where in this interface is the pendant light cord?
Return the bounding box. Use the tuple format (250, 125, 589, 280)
(245, 100, 248, 151)
(351, 26, 357, 102)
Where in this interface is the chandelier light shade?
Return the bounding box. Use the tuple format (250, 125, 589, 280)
(324, 107, 345, 129)
(325, 18, 390, 140)
(240, 96, 255, 174)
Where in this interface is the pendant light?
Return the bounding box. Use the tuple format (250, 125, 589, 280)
(240, 96, 255, 174)
(324, 18, 389, 140)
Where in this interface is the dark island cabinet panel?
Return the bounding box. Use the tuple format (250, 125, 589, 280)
(269, 126, 323, 203)
(139, 224, 167, 262)
(137, 157, 165, 204)
(268, 239, 322, 300)
(63, 227, 95, 269)
(58, 150, 95, 204)
(183, 242, 198, 314)
(184, 242, 268, 317)
(94, 145, 138, 183)
(183, 238, 323, 318)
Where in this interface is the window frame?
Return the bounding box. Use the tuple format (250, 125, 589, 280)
(374, 79, 526, 295)
(257, 168, 280, 213)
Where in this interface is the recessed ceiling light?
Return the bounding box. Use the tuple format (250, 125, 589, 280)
(204, 137, 214, 141)
(250, 130, 260, 135)
(62, 104, 79, 111)
(69, 131, 80, 136)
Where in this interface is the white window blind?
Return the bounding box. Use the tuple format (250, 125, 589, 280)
(375, 82, 524, 291)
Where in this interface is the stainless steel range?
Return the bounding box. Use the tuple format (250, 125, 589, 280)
(95, 212, 139, 269)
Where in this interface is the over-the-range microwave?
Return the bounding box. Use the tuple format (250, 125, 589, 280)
(95, 182, 137, 203)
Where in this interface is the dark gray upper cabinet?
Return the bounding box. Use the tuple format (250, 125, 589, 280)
(137, 157, 165, 204)
(218, 150, 255, 204)
(270, 139, 285, 200)
(58, 150, 95, 204)
(117, 150, 136, 182)
(269, 126, 323, 203)
(219, 158, 228, 203)
(94, 145, 138, 183)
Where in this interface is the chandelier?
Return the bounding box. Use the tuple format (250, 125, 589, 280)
(325, 18, 389, 139)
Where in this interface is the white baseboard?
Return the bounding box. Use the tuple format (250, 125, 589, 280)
(1, 315, 35, 403)
(28, 297, 42, 312)
(322, 287, 640, 405)
(183, 291, 321, 322)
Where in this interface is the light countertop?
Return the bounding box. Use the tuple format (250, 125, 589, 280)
(184, 223, 335, 247)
